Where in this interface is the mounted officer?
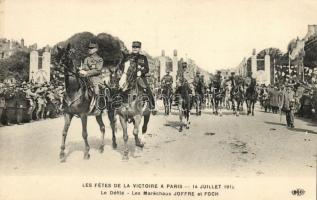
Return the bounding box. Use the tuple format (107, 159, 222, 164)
(79, 42, 104, 97)
(120, 41, 156, 112)
(213, 70, 223, 90)
(227, 71, 237, 88)
(245, 71, 256, 88)
(161, 71, 173, 91)
(177, 61, 194, 94)
(193, 71, 201, 88)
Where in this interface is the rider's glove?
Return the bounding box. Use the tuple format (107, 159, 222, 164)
(79, 70, 87, 77)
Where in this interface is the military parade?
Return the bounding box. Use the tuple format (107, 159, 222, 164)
(0, 2, 317, 199)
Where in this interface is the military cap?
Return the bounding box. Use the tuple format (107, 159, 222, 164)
(88, 42, 98, 49)
(217, 70, 221, 74)
(132, 41, 142, 48)
(182, 62, 187, 67)
(231, 71, 235, 75)
(196, 71, 200, 74)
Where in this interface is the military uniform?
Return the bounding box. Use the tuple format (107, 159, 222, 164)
(121, 41, 155, 110)
(213, 72, 223, 90)
(81, 43, 104, 95)
(161, 73, 173, 89)
(15, 87, 26, 125)
(282, 86, 295, 128)
(178, 64, 194, 93)
(23, 85, 37, 122)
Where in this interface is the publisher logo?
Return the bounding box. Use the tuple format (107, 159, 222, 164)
(291, 188, 305, 196)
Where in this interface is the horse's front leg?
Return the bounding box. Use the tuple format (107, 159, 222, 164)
(119, 116, 129, 160)
(81, 115, 90, 159)
(108, 110, 117, 149)
(219, 99, 223, 116)
(186, 101, 191, 129)
(60, 113, 73, 161)
(186, 110, 190, 129)
(178, 102, 183, 132)
(252, 101, 255, 116)
(133, 115, 143, 148)
(96, 114, 105, 153)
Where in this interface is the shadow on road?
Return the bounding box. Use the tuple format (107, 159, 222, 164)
(264, 121, 286, 126)
(290, 128, 317, 135)
(63, 136, 140, 161)
(264, 121, 317, 134)
(164, 121, 183, 131)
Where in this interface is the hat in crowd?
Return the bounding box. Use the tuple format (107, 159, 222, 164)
(182, 62, 187, 68)
(231, 72, 235, 75)
(196, 71, 200, 75)
(217, 70, 221, 74)
(132, 41, 142, 48)
(88, 42, 98, 49)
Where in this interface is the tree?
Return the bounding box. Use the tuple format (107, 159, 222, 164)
(53, 32, 127, 67)
(0, 51, 30, 82)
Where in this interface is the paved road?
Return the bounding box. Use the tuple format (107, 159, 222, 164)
(0, 105, 316, 178)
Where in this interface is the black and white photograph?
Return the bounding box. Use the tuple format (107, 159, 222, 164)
(0, 0, 316, 199)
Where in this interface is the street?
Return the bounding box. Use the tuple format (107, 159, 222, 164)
(0, 104, 316, 178)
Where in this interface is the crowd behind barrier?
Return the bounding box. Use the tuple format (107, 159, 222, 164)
(0, 77, 317, 127)
(0, 80, 65, 126)
(258, 81, 317, 121)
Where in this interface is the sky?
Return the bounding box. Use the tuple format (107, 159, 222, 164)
(1, 0, 317, 73)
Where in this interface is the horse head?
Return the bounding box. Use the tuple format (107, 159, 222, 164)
(53, 44, 77, 74)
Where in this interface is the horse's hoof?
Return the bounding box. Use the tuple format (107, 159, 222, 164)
(136, 142, 144, 148)
(112, 142, 118, 149)
(84, 153, 90, 160)
(99, 146, 104, 153)
(142, 127, 147, 134)
(252, 113, 254, 116)
(123, 151, 129, 160)
(59, 152, 65, 160)
(186, 126, 190, 129)
(179, 127, 183, 132)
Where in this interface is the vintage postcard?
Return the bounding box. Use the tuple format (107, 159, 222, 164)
(0, 0, 316, 199)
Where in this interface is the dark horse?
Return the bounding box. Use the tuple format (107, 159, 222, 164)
(245, 85, 258, 116)
(175, 80, 192, 132)
(161, 82, 173, 115)
(54, 44, 106, 161)
(213, 83, 225, 116)
(231, 84, 244, 116)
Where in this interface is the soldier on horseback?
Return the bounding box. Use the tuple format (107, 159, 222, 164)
(161, 71, 173, 91)
(79, 42, 104, 97)
(213, 70, 223, 90)
(178, 62, 194, 94)
(120, 41, 156, 113)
